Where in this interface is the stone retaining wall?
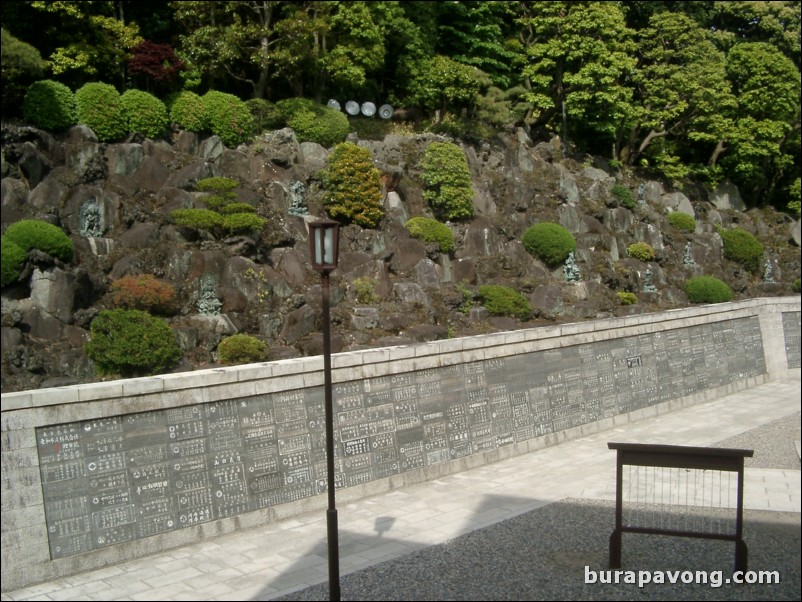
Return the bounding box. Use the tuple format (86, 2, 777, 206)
(2, 297, 799, 591)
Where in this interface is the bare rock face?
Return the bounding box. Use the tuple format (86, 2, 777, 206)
(0, 121, 798, 393)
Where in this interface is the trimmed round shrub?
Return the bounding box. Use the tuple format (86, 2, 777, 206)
(421, 142, 475, 221)
(522, 223, 576, 267)
(168, 90, 207, 132)
(719, 227, 763, 273)
(611, 184, 635, 210)
(202, 90, 254, 147)
(170, 208, 224, 231)
(4, 219, 74, 262)
(274, 97, 319, 125)
(684, 276, 733, 303)
(84, 309, 182, 377)
(108, 274, 177, 315)
(323, 142, 384, 228)
(287, 105, 350, 148)
(120, 89, 169, 139)
(75, 82, 128, 142)
(478, 285, 532, 320)
(617, 291, 638, 305)
(667, 211, 696, 233)
(627, 242, 656, 262)
(22, 80, 76, 131)
(221, 212, 267, 234)
(405, 217, 454, 253)
(217, 334, 268, 365)
(1, 237, 27, 288)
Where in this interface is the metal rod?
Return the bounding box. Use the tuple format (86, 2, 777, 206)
(322, 271, 340, 601)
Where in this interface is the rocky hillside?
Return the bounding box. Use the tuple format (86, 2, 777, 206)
(1, 123, 800, 394)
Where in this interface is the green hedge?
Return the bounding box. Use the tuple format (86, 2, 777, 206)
(3, 219, 74, 262)
(405, 217, 454, 253)
(75, 82, 128, 142)
(171, 208, 224, 230)
(218, 334, 268, 365)
(323, 142, 384, 228)
(667, 212, 696, 233)
(22, 79, 76, 131)
(627, 242, 656, 262)
(478, 285, 531, 320)
(287, 105, 350, 147)
(1, 237, 27, 288)
(84, 309, 182, 376)
(168, 90, 207, 132)
(718, 227, 763, 273)
(611, 184, 635, 210)
(684, 276, 733, 303)
(421, 142, 475, 220)
(120, 89, 169, 139)
(202, 90, 254, 147)
(522, 223, 576, 267)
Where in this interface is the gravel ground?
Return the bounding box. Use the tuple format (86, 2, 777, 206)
(272, 413, 801, 601)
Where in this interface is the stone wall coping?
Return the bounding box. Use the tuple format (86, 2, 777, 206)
(2, 296, 798, 413)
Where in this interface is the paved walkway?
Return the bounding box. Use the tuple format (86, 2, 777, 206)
(2, 375, 799, 602)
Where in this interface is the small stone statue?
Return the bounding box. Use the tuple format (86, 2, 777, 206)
(637, 182, 647, 206)
(642, 265, 657, 293)
(682, 242, 696, 266)
(197, 275, 222, 315)
(287, 180, 309, 216)
(763, 258, 775, 283)
(80, 201, 103, 238)
(563, 252, 581, 282)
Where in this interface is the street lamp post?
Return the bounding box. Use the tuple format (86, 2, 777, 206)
(308, 217, 341, 602)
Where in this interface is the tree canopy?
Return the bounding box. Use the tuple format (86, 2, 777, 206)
(2, 0, 799, 213)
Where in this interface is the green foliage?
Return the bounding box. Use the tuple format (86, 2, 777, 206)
(455, 280, 474, 314)
(1, 28, 47, 116)
(522, 223, 577, 268)
(217, 334, 268, 365)
(84, 309, 182, 377)
(3, 219, 74, 262)
(221, 212, 267, 234)
(421, 142, 474, 220)
(787, 178, 801, 218)
(75, 82, 128, 142)
(408, 55, 486, 119)
(287, 105, 350, 148)
(170, 208, 224, 231)
(219, 203, 256, 215)
(108, 274, 177, 315)
(793, 279, 801, 294)
(1, 237, 27, 288)
(120, 89, 169, 139)
(353, 277, 380, 304)
(246, 98, 279, 133)
(274, 98, 319, 125)
(617, 291, 638, 305)
(627, 242, 656, 262)
(667, 212, 697, 233)
(168, 90, 207, 132)
(684, 276, 733, 304)
(611, 184, 635, 210)
(478, 285, 531, 320)
(323, 142, 384, 228)
(202, 90, 254, 147)
(404, 217, 454, 253)
(22, 80, 77, 131)
(718, 227, 764, 273)
(197, 177, 238, 210)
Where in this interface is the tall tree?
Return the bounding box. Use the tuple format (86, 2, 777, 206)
(171, 1, 282, 99)
(623, 11, 734, 175)
(722, 41, 801, 203)
(513, 1, 637, 154)
(28, 1, 142, 90)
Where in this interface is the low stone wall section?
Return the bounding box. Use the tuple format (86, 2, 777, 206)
(1, 297, 799, 590)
